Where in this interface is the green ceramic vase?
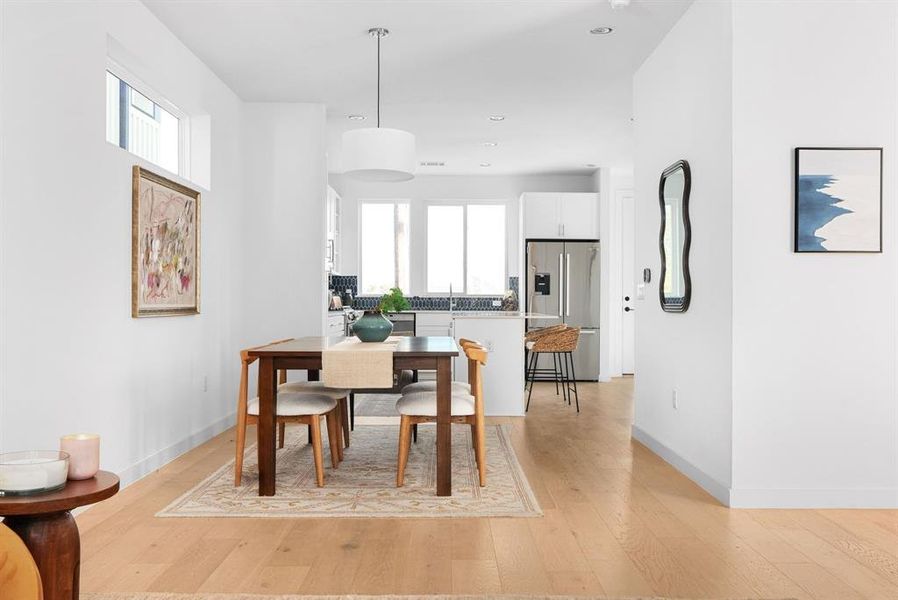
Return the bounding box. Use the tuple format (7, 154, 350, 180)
(353, 311, 393, 342)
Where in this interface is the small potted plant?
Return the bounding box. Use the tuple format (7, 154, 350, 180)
(352, 288, 409, 342)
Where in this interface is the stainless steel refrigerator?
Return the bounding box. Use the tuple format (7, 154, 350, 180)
(525, 240, 600, 380)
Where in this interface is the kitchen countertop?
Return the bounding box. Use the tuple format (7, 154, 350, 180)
(330, 309, 558, 319)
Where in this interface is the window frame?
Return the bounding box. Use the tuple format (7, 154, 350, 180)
(358, 199, 411, 296)
(106, 59, 190, 179)
(424, 199, 507, 296)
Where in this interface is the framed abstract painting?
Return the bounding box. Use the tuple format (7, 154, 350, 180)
(794, 147, 882, 253)
(132, 166, 201, 317)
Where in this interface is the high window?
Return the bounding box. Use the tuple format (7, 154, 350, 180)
(359, 201, 411, 295)
(106, 69, 185, 176)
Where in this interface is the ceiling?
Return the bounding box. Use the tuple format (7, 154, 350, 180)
(143, 0, 691, 176)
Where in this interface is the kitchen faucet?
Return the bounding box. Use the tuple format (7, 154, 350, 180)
(449, 283, 455, 311)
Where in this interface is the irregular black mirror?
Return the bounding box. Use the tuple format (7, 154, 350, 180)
(659, 160, 692, 312)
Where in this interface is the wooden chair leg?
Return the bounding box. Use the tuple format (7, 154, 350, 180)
(325, 410, 340, 469)
(333, 402, 344, 461)
(309, 415, 325, 487)
(234, 411, 247, 486)
(340, 397, 350, 448)
(475, 419, 487, 487)
(397, 415, 412, 487)
(278, 421, 286, 449)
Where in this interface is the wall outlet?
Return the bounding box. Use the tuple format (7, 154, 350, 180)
(491, 300, 501, 307)
(672, 388, 678, 410)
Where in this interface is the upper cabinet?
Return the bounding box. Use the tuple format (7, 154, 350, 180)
(522, 192, 598, 240)
(325, 186, 341, 273)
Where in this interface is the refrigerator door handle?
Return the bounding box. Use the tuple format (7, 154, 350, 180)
(566, 253, 571, 317)
(558, 253, 564, 317)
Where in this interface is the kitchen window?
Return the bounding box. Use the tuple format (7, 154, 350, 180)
(359, 201, 410, 295)
(106, 68, 187, 176)
(426, 203, 506, 294)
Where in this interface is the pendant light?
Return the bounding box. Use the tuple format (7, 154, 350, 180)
(342, 27, 416, 182)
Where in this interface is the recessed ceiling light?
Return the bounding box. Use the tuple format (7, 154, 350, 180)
(488, 115, 505, 122)
(590, 26, 614, 35)
(483, 141, 499, 147)
(480, 162, 491, 168)
(347, 114, 366, 120)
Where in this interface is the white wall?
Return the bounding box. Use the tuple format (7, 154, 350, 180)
(330, 173, 597, 289)
(0, 2, 329, 486)
(242, 104, 328, 348)
(0, 0, 245, 481)
(632, 0, 734, 503)
(730, 0, 898, 507)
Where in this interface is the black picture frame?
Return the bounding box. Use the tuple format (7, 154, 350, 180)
(658, 160, 692, 313)
(793, 147, 883, 253)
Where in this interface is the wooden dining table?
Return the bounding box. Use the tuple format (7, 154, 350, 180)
(247, 336, 460, 497)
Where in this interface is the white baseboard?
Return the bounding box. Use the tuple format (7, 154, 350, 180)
(729, 487, 898, 508)
(631, 425, 731, 506)
(117, 411, 236, 488)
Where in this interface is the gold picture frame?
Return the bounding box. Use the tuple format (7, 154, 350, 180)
(131, 166, 201, 317)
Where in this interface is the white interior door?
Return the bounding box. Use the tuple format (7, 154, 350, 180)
(621, 191, 636, 374)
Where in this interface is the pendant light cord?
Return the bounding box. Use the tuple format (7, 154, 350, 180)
(376, 32, 381, 128)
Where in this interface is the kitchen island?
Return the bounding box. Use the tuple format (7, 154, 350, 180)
(339, 307, 557, 416)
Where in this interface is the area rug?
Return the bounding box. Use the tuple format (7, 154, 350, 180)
(157, 424, 540, 518)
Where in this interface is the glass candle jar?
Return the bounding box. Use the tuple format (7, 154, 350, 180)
(60, 433, 100, 480)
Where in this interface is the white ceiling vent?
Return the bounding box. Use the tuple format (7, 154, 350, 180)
(419, 161, 446, 167)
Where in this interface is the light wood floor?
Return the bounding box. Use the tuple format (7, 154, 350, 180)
(78, 378, 898, 599)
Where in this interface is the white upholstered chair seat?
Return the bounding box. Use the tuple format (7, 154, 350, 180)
(396, 391, 476, 417)
(247, 392, 336, 417)
(401, 380, 471, 395)
(278, 381, 349, 399)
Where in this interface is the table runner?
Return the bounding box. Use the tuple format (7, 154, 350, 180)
(322, 336, 400, 388)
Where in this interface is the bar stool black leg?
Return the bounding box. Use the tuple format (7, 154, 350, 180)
(525, 351, 538, 412)
(560, 350, 570, 406)
(552, 352, 560, 395)
(567, 352, 580, 412)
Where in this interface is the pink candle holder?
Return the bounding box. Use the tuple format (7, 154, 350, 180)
(59, 433, 100, 480)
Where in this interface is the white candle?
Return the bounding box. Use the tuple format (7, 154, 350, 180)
(60, 433, 100, 480)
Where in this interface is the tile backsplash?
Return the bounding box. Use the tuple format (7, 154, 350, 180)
(329, 274, 519, 311)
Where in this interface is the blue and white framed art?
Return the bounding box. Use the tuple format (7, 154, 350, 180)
(794, 147, 882, 253)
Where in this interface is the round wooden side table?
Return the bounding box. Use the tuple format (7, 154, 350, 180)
(0, 471, 119, 600)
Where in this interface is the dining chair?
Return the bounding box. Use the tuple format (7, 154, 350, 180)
(278, 374, 351, 448)
(525, 325, 580, 412)
(0, 523, 42, 600)
(399, 338, 481, 396)
(395, 342, 488, 487)
(234, 341, 344, 487)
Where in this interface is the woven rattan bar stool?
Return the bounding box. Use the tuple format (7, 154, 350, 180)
(525, 325, 580, 412)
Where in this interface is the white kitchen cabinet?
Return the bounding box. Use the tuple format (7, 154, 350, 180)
(560, 193, 599, 239)
(521, 192, 599, 240)
(327, 313, 345, 336)
(416, 312, 453, 336)
(521, 193, 560, 238)
(325, 186, 341, 273)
